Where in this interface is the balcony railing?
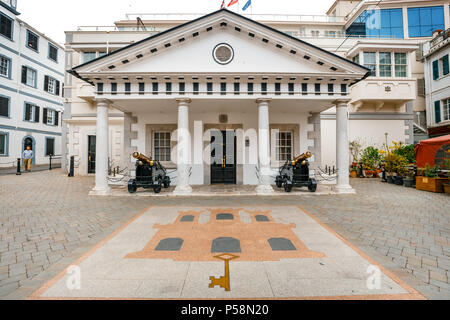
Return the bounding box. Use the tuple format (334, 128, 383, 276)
(124, 13, 345, 23)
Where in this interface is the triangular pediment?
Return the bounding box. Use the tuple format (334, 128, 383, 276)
(72, 9, 369, 81)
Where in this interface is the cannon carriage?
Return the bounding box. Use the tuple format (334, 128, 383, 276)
(275, 151, 317, 193)
(128, 152, 171, 194)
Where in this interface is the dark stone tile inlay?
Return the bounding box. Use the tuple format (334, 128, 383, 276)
(216, 213, 234, 220)
(155, 238, 184, 251)
(211, 237, 241, 253)
(255, 215, 270, 222)
(180, 215, 195, 222)
(268, 238, 297, 251)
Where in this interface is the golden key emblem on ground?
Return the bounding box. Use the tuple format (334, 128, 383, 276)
(209, 253, 239, 291)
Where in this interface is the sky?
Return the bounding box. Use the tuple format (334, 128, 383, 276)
(17, 0, 336, 45)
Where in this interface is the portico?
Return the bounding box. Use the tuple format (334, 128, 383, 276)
(69, 9, 369, 195)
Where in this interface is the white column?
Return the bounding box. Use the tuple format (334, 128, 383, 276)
(335, 100, 355, 194)
(173, 98, 192, 195)
(256, 99, 274, 194)
(90, 99, 111, 195)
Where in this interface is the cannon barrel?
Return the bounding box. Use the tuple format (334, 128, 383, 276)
(132, 152, 153, 166)
(291, 151, 312, 166)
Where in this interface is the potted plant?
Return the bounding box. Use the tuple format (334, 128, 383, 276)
(360, 146, 382, 178)
(350, 162, 358, 178)
(403, 168, 415, 188)
(416, 164, 446, 193)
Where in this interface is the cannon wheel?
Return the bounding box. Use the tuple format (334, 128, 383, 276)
(128, 180, 137, 194)
(275, 176, 283, 188)
(283, 181, 293, 193)
(308, 179, 317, 193)
(153, 179, 162, 194)
(163, 177, 171, 189)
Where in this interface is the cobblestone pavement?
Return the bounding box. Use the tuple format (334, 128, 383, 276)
(0, 170, 449, 299)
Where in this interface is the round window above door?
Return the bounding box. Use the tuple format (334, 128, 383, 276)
(213, 43, 234, 65)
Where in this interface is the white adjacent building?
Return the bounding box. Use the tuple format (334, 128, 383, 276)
(62, 0, 450, 194)
(0, 0, 64, 168)
(422, 28, 450, 137)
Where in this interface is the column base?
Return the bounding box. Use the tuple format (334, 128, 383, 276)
(89, 186, 112, 196)
(256, 184, 274, 195)
(334, 184, 356, 194)
(173, 185, 193, 195)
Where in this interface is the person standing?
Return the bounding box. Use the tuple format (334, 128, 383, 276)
(23, 146, 33, 171)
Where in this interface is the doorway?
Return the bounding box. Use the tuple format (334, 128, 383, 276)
(22, 136, 35, 165)
(88, 135, 96, 174)
(210, 130, 237, 184)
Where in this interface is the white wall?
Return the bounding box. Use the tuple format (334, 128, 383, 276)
(321, 119, 408, 166)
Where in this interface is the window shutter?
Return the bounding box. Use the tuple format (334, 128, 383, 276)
(44, 75, 49, 92)
(443, 55, 449, 76)
(55, 111, 59, 126)
(43, 108, 48, 124)
(434, 101, 441, 123)
(21, 66, 27, 84)
(34, 106, 40, 122)
(25, 104, 31, 121)
(433, 60, 439, 80)
(55, 80, 60, 95)
(417, 78, 425, 97)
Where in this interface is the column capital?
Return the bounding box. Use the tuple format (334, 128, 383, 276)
(94, 98, 112, 106)
(256, 98, 272, 105)
(176, 98, 192, 105)
(333, 99, 351, 107)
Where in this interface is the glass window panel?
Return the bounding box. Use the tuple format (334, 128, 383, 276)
(390, 9, 403, 28)
(0, 56, 9, 77)
(419, 7, 432, 26)
(408, 8, 420, 27)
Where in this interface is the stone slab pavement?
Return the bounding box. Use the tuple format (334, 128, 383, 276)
(28, 206, 421, 299)
(0, 170, 448, 299)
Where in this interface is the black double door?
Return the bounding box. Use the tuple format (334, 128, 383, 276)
(210, 130, 237, 184)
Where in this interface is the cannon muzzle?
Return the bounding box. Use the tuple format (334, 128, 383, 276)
(132, 152, 154, 166)
(291, 151, 312, 166)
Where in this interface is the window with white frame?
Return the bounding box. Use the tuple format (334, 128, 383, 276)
(24, 103, 39, 122)
(363, 51, 408, 78)
(394, 53, 407, 77)
(311, 30, 320, 37)
(0, 56, 10, 77)
(443, 98, 450, 122)
(83, 52, 96, 63)
(153, 132, 171, 161)
(48, 44, 58, 62)
(46, 108, 54, 125)
(0, 96, 9, 117)
(275, 131, 293, 162)
(379, 52, 392, 77)
(363, 52, 376, 76)
(26, 30, 39, 51)
(21, 66, 36, 87)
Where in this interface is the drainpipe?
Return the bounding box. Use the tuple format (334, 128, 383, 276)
(15, 21, 24, 161)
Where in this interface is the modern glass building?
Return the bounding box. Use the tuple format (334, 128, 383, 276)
(347, 5, 446, 39)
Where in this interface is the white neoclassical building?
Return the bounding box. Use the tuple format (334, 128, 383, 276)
(67, 9, 369, 195)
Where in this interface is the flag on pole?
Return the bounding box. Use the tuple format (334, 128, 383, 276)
(242, 0, 252, 11)
(220, 0, 225, 9)
(227, 0, 238, 7)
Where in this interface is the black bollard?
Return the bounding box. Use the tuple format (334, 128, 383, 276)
(68, 156, 74, 177)
(16, 158, 21, 175)
(49, 154, 52, 171)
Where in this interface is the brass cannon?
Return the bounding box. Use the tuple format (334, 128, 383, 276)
(128, 152, 171, 194)
(275, 151, 317, 193)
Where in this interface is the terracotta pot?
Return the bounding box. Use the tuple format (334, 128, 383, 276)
(350, 171, 358, 178)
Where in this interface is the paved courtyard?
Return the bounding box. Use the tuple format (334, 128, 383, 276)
(0, 170, 449, 299)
